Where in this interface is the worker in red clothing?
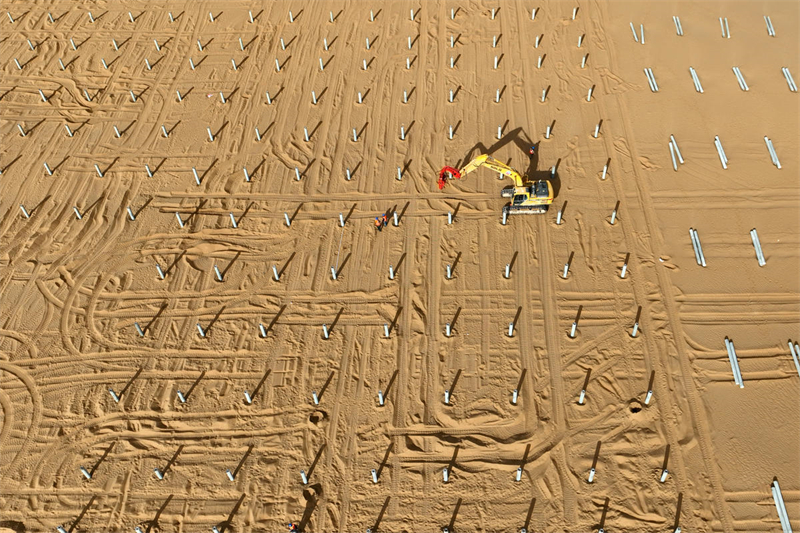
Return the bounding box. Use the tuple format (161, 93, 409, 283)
(288, 523, 299, 532)
(374, 217, 383, 232)
(382, 213, 389, 227)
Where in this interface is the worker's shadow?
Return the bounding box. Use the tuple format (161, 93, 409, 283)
(457, 127, 561, 199)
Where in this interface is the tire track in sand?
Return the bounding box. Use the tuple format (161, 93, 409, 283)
(585, 1, 734, 530)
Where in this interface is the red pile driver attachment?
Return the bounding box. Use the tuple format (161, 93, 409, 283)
(438, 166, 461, 190)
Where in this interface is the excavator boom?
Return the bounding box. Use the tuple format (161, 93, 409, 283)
(458, 154, 525, 187)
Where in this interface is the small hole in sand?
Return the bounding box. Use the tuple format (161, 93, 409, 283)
(629, 400, 643, 414)
(309, 410, 327, 424)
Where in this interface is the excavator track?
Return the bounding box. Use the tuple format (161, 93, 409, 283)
(503, 204, 549, 215)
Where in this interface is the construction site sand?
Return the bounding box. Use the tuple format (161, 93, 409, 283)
(1, 1, 798, 532)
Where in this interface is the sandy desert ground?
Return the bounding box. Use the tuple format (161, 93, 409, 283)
(1, 1, 799, 532)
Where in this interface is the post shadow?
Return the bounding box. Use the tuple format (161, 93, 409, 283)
(449, 369, 462, 397)
(450, 307, 462, 331)
(451, 202, 462, 220)
(509, 251, 519, 273)
(358, 122, 369, 138)
(512, 306, 522, 329)
(29, 194, 52, 217)
(591, 441, 601, 470)
(361, 87, 370, 101)
(162, 445, 184, 476)
(166, 120, 181, 136)
(317, 371, 335, 402)
(51, 155, 70, 173)
(298, 493, 318, 532)
(89, 441, 115, 477)
(218, 493, 246, 533)
(453, 119, 462, 136)
(395, 253, 407, 272)
(264, 305, 286, 335)
(521, 443, 531, 465)
(26, 118, 46, 134)
(596, 497, 609, 532)
(323, 55, 335, 69)
(279, 55, 292, 69)
(164, 250, 186, 277)
(389, 307, 403, 332)
(118, 367, 143, 398)
(149, 56, 164, 69)
(343, 203, 357, 225)
(582, 368, 592, 395)
(206, 305, 226, 333)
(451, 251, 462, 273)
(279, 253, 296, 277)
(302, 158, 316, 178)
(68, 495, 96, 533)
(213, 121, 228, 138)
(197, 160, 217, 184)
(2, 154, 22, 173)
(384, 370, 399, 401)
(309, 120, 323, 140)
(307, 443, 327, 478)
(407, 86, 416, 101)
(221, 251, 242, 278)
(329, 308, 344, 333)
(251, 369, 271, 400)
(289, 202, 303, 224)
(672, 493, 682, 531)
(350, 160, 362, 178)
(232, 444, 254, 478)
(81, 195, 104, 218)
(447, 497, 462, 532)
(662, 444, 670, 471)
(516, 369, 527, 394)
(102, 157, 119, 176)
(524, 497, 536, 530)
(372, 496, 391, 532)
(226, 87, 240, 102)
(144, 302, 167, 334)
(236, 202, 254, 226)
(144, 494, 173, 533)
(70, 120, 90, 136)
(376, 442, 394, 478)
(134, 195, 154, 217)
(336, 253, 352, 277)
(182, 370, 206, 401)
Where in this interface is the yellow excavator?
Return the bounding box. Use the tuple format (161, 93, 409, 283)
(438, 154, 554, 215)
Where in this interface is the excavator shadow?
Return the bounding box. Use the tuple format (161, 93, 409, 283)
(457, 127, 561, 199)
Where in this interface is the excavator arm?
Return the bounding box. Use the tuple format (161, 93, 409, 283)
(438, 154, 526, 189)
